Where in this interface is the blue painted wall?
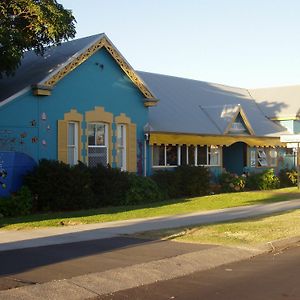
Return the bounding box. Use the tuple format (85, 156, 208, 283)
(0, 48, 149, 174)
(0, 90, 39, 160)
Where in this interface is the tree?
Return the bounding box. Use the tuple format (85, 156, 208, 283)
(0, 0, 76, 77)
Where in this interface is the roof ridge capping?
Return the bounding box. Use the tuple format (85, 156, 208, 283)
(35, 33, 158, 106)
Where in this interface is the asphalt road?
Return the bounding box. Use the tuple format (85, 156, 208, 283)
(0, 236, 212, 291)
(98, 243, 300, 300)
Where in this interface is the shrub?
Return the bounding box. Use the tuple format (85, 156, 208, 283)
(177, 166, 210, 197)
(278, 168, 298, 187)
(219, 172, 246, 193)
(23, 160, 209, 213)
(152, 166, 210, 198)
(124, 175, 163, 205)
(89, 164, 131, 206)
(246, 169, 280, 190)
(24, 160, 94, 211)
(0, 186, 33, 217)
(151, 169, 181, 199)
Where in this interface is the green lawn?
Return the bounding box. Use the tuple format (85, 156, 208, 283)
(0, 187, 299, 230)
(135, 209, 300, 247)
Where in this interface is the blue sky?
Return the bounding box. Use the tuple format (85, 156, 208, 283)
(59, 0, 300, 88)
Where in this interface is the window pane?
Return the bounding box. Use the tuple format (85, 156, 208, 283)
(181, 145, 187, 166)
(68, 123, 75, 145)
(188, 145, 195, 166)
(88, 123, 106, 146)
(117, 148, 124, 169)
(117, 125, 126, 170)
(268, 149, 277, 167)
(95, 124, 105, 146)
(166, 145, 177, 166)
(257, 148, 268, 167)
(117, 125, 125, 147)
(88, 124, 96, 146)
(153, 145, 165, 166)
(209, 146, 220, 165)
(197, 146, 207, 165)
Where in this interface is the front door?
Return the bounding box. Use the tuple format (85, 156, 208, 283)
(223, 142, 247, 175)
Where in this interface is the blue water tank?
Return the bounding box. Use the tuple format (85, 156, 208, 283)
(0, 152, 37, 197)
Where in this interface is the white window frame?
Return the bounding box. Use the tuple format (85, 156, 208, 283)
(207, 146, 221, 166)
(67, 122, 78, 166)
(196, 145, 221, 167)
(87, 122, 109, 167)
(152, 144, 221, 168)
(257, 147, 278, 168)
(268, 148, 278, 167)
(152, 144, 178, 168)
(117, 124, 127, 171)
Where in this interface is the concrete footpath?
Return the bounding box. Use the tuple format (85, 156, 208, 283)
(1, 198, 300, 251)
(0, 199, 300, 299)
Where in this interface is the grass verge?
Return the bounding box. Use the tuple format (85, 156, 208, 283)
(134, 209, 300, 247)
(0, 187, 299, 230)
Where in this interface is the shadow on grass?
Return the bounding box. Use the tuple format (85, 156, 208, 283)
(0, 188, 299, 229)
(241, 190, 300, 206)
(0, 197, 189, 229)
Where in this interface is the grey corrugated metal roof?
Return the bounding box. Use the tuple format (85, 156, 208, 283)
(137, 71, 287, 137)
(249, 86, 300, 119)
(0, 34, 104, 102)
(200, 104, 240, 134)
(0, 32, 293, 138)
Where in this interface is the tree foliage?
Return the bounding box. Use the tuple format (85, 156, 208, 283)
(0, 0, 76, 77)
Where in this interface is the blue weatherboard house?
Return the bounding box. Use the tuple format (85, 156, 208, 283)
(0, 33, 298, 196)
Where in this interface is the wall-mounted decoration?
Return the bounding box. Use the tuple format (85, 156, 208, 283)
(47, 125, 51, 131)
(31, 137, 38, 143)
(0, 168, 7, 189)
(41, 112, 47, 121)
(20, 132, 27, 139)
(30, 120, 37, 127)
(42, 139, 47, 146)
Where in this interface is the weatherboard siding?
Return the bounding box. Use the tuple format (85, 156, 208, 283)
(0, 90, 39, 160)
(0, 48, 148, 174)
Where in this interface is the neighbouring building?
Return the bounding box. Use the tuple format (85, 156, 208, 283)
(0, 33, 298, 196)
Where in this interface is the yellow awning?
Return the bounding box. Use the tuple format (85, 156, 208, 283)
(149, 132, 286, 147)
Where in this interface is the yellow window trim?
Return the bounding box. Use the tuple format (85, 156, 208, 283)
(58, 109, 83, 163)
(85, 107, 113, 165)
